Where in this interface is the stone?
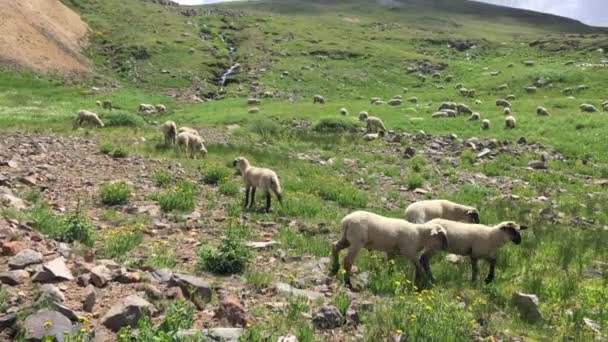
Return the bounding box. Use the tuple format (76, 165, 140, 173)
(346, 308, 360, 325)
(9, 249, 43, 269)
(141, 284, 164, 300)
(149, 268, 173, 284)
(22, 309, 74, 342)
(176, 328, 243, 341)
(274, 282, 324, 301)
(583, 317, 601, 334)
(518, 136, 527, 145)
(57, 243, 72, 258)
(39, 284, 65, 303)
(116, 270, 142, 284)
(584, 261, 607, 279)
(445, 254, 465, 264)
(1, 240, 25, 256)
(476, 148, 492, 159)
(0, 270, 30, 285)
(170, 273, 212, 302)
(83, 285, 96, 312)
(246, 240, 279, 249)
(215, 296, 248, 327)
(403, 146, 416, 159)
(312, 305, 346, 329)
(101, 295, 154, 332)
(50, 303, 80, 322)
(76, 274, 90, 287)
(0, 313, 17, 331)
(0, 193, 27, 210)
(90, 265, 112, 287)
(350, 271, 369, 292)
(512, 292, 542, 322)
(35, 257, 73, 282)
(393, 333, 408, 342)
(278, 335, 298, 342)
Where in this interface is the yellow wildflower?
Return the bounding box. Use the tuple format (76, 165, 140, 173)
(44, 321, 53, 329)
(425, 305, 432, 311)
(395, 329, 403, 334)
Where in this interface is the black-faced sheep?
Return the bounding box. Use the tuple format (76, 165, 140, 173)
(496, 99, 511, 108)
(102, 100, 113, 110)
(536, 106, 549, 116)
(233, 157, 282, 213)
(438, 102, 457, 111)
(405, 200, 480, 225)
(457, 103, 473, 115)
(139, 104, 156, 114)
(370, 97, 381, 104)
(505, 115, 516, 129)
(408, 97, 418, 104)
(481, 119, 491, 130)
(155, 104, 166, 113)
(160, 121, 177, 145)
(523, 60, 535, 66)
(313, 95, 325, 104)
(73, 110, 104, 129)
(524, 86, 537, 94)
(496, 84, 508, 90)
(359, 112, 387, 133)
(580, 104, 597, 113)
(387, 98, 402, 106)
(506, 94, 516, 101)
(340, 108, 349, 116)
(468, 112, 481, 121)
(562, 87, 573, 95)
(248, 107, 260, 114)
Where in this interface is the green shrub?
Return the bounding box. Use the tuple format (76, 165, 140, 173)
(197, 225, 251, 275)
(203, 166, 231, 185)
(219, 181, 240, 196)
(152, 170, 173, 188)
(99, 143, 128, 159)
(318, 183, 368, 208)
(405, 174, 424, 190)
(30, 204, 95, 247)
(313, 118, 357, 133)
(250, 118, 283, 140)
(146, 241, 177, 269)
(118, 300, 195, 342)
(157, 181, 196, 212)
(102, 112, 146, 127)
(98, 224, 144, 260)
(99, 181, 131, 206)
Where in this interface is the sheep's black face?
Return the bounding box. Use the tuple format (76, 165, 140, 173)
(500, 223, 522, 245)
(232, 160, 238, 167)
(512, 231, 522, 245)
(467, 210, 480, 224)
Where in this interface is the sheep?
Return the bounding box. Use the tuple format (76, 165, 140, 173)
(490, 71, 500, 76)
(313, 95, 325, 104)
(248, 97, 262, 105)
(248, 107, 260, 114)
(579, 104, 597, 113)
(455, 83, 464, 90)
(577, 85, 588, 92)
(177, 127, 205, 144)
(467, 89, 476, 98)
(359, 112, 387, 133)
(405, 200, 480, 225)
(503, 107, 512, 115)
(363, 131, 385, 141)
(139, 104, 157, 114)
(102, 100, 113, 110)
(468, 112, 481, 121)
(263, 91, 274, 98)
(457, 103, 473, 115)
(73, 110, 104, 129)
(370, 97, 381, 104)
(160, 121, 177, 145)
(496, 99, 511, 108)
(96, 100, 102, 107)
(441, 109, 457, 117)
(445, 75, 454, 82)
(481, 119, 491, 130)
(432, 72, 441, 79)
(155, 104, 166, 113)
(233, 157, 282, 213)
(506, 94, 516, 101)
(432, 112, 451, 119)
(438, 102, 457, 111)
(387, 98, 402, 106)
(475, 100, 482, 105)
(496, 84, 508, 90)
(563, 87, 573, 95)
(459, 88, 470, 97)
(603, 103, 608, 112)
(505, 115, 516, 129)
(424, 219, 528, 283)
(408, 97, 418, 104)
(536, 106, 549, 116)
(393, 95, 403, 100)
(416, 74, 427, 82)
(176, 132, 207, 159)
(402, 88, 409, 93)
(331, 211, 449, 287)
(373, 100, 385, 105)
(524, 86, 537, 94)
(523, 60, 535, 66)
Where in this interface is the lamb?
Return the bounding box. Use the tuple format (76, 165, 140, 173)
(603, 102, 608, 112)
(405, 200, 480, 224)
(490, 71, 500, 76)
(475, 100, 482, 105)
(457, 103, 472, 115)
(96, 100, 102, 107)
(506, 94, 516, 101)
(263, 91, 274, 98)
(455, 83, 464, 90)
(313, 95, 325, 104)
(160, 121, 177, 145)
(577, 85, 588, 92)
(370, 97, 381, 104)
(580, 104, 597, 113)
(393, 95, 402, 100)
(445, 75, 454, 82)
(387, 98, 402, 106)
(524, 86, 537, 94)
(74, 110, 104, 128)
(102, 100, 113, 110)
(496, 84, 508, 90)
(176, 132, 207, 159)
(505, 115, 517, 129)
(331, 211, 449, 287)
(248, 107, 260, 114)
(373, 100, 385, 105)
(155, 104, 166, 113)
(408, 97, 418, 104)
(432, 72, 441, 79)
(466, 89, 476, 98)
(459, 88, 470, 97)
(536, 106, 549, 116)
(468, 112, 481, 121)
(139, 104, 156, 114)
(503, 107, 512, 115)
(424, 219, 527, 283)
(481, 119, 491, 130)
(438, 102, 457, 111)
(523, 60, 535, 66)
(358, 112, 387, 133)
(248, 98, 261, 105)
(177, 127, 205, 144)
(562, 87, 573, 95)
(496, 99, 511, 108)
(233, 157, 282, 213)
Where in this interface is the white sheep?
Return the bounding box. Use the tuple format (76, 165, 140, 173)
(340, 108, 349, 116)
(248, 98, 262, 105)
(441, 109, 457, 117)
(466, 89, 476, 98)
(468, 112, 481, 121)
(490, 71, 500, 76)
(405, 200, 480, 225)
(425, 219, 527, 283)
(96, 100, 102, 107)
(176, 132, 207, 159)
(402, 88, 409, 93)
(577, 85, 588, 92)
(263, 91, 274, 98)
(248, 107, 260, 114)
(503, 107, 512, 115)
(73, 110, 104, 129)
(536, 106, 549, 116)
(496, 99, 511, 108)
(370, 97, 381, 104)
(155, 104, 166, 113)
(475, 100, 482, 105)
(603, 103, 608, 112)
(233, 156, 282, 213)
(524, 86, 537, 94)
(160, 121, 177, 145)
(438, 102, 457, 111)
(496, 84, 508, 90)
(313, 95, 325, 104)
(387, 98, 402, 106)
(359, 112, 387, 133)
(459, 88, 470, 97)
(523, 60, 535, 66)
(580, 104, 597, 113)
(481, 119, 491, 130)
(505, 115, 516, 129)
(506, 94, 516, 101)
(373, 100, 385, 105)
(432, 112, 448, 119)
(562, 87, 573, 95)
(457, 103, 472, 115)
(408, 97, 418, 104)
(102, 100, 113, 110)
(139, 104, 157, 114)
(331, 211, 449, 287)
(455, 83, 464, 90)
(445, 75, 454, 82)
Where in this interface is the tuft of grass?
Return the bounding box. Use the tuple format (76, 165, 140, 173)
(203, 165, 231, 185)
(99, 181, 131, 206)
(219, 180, 240, 196)
(156, 180, 196, 213)
(29, 204, 95, 247)
(145, 241, 177, 269)
(245, 270, 273, 290)
(152, 170, 173, 188)
(197, 225, 252, 275)
(97, 224, 144, 260)
(313, 118, 357, 133)
(405, 174, 424, 190)
(102, 111, 146, 127)
(99, 143, 128, 159)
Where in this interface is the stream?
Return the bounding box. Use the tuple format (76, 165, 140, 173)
(215, 34, 239, 94)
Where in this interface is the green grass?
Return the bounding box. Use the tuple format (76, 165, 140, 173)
(156, 180, 197, 213)
(29, 204, 96, 247)
(97, 224, 144, 260)
(99, 181, 132, 206)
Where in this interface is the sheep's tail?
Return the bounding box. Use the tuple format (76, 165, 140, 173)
(270, 175, 282, 205)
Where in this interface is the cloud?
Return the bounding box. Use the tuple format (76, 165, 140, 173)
(477, 0, 608, 26)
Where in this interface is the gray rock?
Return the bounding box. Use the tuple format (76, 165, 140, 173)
(90, 265, 112, 287)
(346, 308, 359, 325)
(50, 302, 80, 322)
(76, 274, 90, 287)
(22, 309, 74, 342)
(275, 282, 324, 301)
(584, 261, 607, 279)
(476, 148, 492, 159)
(403, 146, 416, 159)
(393, 333, 408, 342)
(278, 335, 299, 342)
(176, 328, 243, 341)
(350, 271, 369, 292)
(445, 254, 465, 264)
(142, 284, 164, 300)
(312, 305, 345, 329)
(33, 257, 73, 282)
(527, 160, 547, 170)
(39, 284, 65, 303)
(58, 243, 72, 258)
(101, 294, 154, 332)
(83, 285, 96, 312)
(512, 292, 542, 322)
(0, 270, 30, 285)
(246, 240, 279, 249)
(583, 317, 601, 334)
(9, 249, 43, 269)
(149, 268, 173, 284)
(0, 193, 27, 210)
(170, 273, 212, 302)
(0, 313, 17, 331)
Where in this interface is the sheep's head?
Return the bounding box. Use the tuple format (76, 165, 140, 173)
(358, 112, 369, 121)
(466, 209, 480, 224)
(497, 221, 527, 245)
(428, 224, 449, 251)
(233, 156, 249, 168)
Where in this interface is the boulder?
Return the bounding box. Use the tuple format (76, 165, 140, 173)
(9, 249, 43, 269)
(83, 285, 96, 312)
(101, 295, 154, 332)
(274, 282, 324, 301)
(512, 292, 542, 322)
(0, 270, 30, 285)
(176, 328, 243, 342)
(90, 265, 112, 287)
(22, 310, 74, 342)
(312, 305, 346, 329)
(215, 296, 248, 327)
(170, 273, 212, 302)
(33, 257, 73, 282)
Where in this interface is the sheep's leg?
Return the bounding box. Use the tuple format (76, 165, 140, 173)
(484, 259, 496, 284)
(413, 259, 430, 289)
(342, 245, 361, 288)
(249, 187, 256, 209)
(471, 257, 479, 283)
(420, 254, 435, 283)
(265, 191, 271, 213)
(243, 187, 250, 208)
(330, 238, 350, 275)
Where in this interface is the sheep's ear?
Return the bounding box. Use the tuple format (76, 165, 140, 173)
(519, 225, 529, 230)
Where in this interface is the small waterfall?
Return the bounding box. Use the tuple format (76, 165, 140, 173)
(218, 63, 240, 90)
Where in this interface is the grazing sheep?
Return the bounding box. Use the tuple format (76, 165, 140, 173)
(408, 97, 418, 104)
(359, 112, 387, 133)
(393, 95, 403, 100)
(441, 109, 457, 117)
(425, 219, 527, 283)
(505, 115, 516, 129)
(416, 74, 427, 82)
(536, 106, 550, 116)
(523, 60, 535, 66)
(490, 71, 500, 76)
(331, 211, 449, 287)
(249, 98, 263, 106)
(160, 121, 177, 145)
(248, 107, 260, 114)
(405, 200, 480, 224)
(96, 100, 102, 107)
(313, 95, 325, 104)
(445, 75, 454, 82)
(102, 100, 113, 110)
(503, 107, 512, 115)
(177, 127, 205, 144)
(481, 119, 491, 130)
(233, 157, 282, 213)
(370, 97, 381, 104)
(339, 108, 349, 116)
(496, 99, 511, 108)
(387, 98, 402, 106)
(457, 103, 473, 115)
(467, 89, 476, 98)
(438, 102, 457, 111)
(176, 132, 207, 159)
(468, 112, 481, 121)
(603, 103, 608, 112)
(524, 86, 537, 94)
(563, 87, 573, 95)
(455, 83, 464, 90)
(363, 131, 385, 141)
(432, 72, 441, 79)
(496, 84, 508, 90)
(506, 94, 516, 101)
(580, 104, 597, 113)
(139, 104, 156, 114)
(432, 111, 453, 119)
(459, 88, 470, 97)
(402, 88, 409, 93)
(475, 100, 482, 105)
(155, 104, 166, 113)
(263, 91, 274, 98)
(73, 110, 104, 129)
(577, 85, 588, 92)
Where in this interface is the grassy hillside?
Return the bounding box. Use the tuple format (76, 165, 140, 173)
(1, 0, 608, 341)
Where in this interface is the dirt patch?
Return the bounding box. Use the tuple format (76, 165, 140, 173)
(0, 0, 90, 76)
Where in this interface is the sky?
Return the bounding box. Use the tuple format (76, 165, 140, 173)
(173, 0, 608, 27)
